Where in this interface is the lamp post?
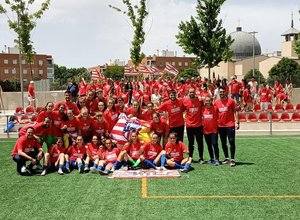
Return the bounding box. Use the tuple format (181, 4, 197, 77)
(249, 31, 258, 77)
(17, 11, 24, 109)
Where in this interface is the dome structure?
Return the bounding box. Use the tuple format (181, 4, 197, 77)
(229, 27, 261, 60)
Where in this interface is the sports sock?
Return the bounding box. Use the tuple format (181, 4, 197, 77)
(104, 169, 110, 173)
(174, 162, 183, 169)
(58, 164, 63, 169)
(97, 165, 103, 171)
(93, 163, 98, 168)
(78, 162, 82, 169)
(133, 160, 140, 167)
(113, 160, 121, 169)
(65, 162, 70, 169)
(184, 162, 191, 170)
(84, 163, 89, 168)
(144, 159, 156, 169)
(161, 154, 166, 167)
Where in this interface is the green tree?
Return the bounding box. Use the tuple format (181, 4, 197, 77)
(176, 0, 233, 79)
(104, 66, 124, 80)
(244, 69, 265, 84)
(179, 68, 199, 79)
(53, 64, 87, 87)
(109, 0, 148, 68)
(268, 58, 300, 87)
(0, 0, 50, 66)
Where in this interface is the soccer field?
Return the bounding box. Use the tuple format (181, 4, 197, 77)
(0, 136, 299, 220)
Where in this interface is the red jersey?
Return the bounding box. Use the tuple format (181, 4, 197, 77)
(202, 106, 218, 134)
(92, 119, 108, 136)
(243, 89, 253, 104)
(142, 91, 151, 104)
(77, 117, 93, 137)
(19, 122, 51, 137)
(60, 117, 80, 138)
(12, 135, 42, 157)
(118, 92, 129, 104)
(159, 98, 185, 128)
(48, 144, 66, 163)
(67, 145, 86, 160)
(28, 84, 35, 97)
(79, 82, 87, 96)
(52, 111, 64, 137)
(274, 83, 283, 95)
(149, 119, 169, 136)
(183, 98, 203, 127)
(102, 148, 120, 164)
(214, 98, 237, 127)
(126, 108, 141, 118)
(86, 142, 102, 159)
(165, 141, 187, 162)
(143, 142, 163, 161)
(228, 80, 241, 94)
(85, 98, 98, 113)
(125, 141, 143, 160)
(103, 109, 119, 132)
(141, 111, 154, 121)
(259, 88, 270, 102)
(37, 111, 54, 123)
(54, 101, 80, 115)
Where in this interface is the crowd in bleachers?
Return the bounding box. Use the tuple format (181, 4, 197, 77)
(10, 74, 299, 176)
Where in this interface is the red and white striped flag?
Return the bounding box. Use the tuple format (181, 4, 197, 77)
(149, 66, 162, 75)
(91, 68, 105, 79)
(139, 65, 152, 74)
(124, 66, 139, 76)
(164, 64, 179, 76)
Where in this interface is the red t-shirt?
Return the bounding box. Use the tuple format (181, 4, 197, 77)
(48, 144, 66, 163)
(54, 101, 80, 115)
(102, 148, 120, 164)
(214, 98, 237, 127)
(243, 89, 253, 104)
(79, 82, 87, 96)
(86, 142, 102, 159)
(259, 88, 270, 102)
(91, 119, 108, 136)
(125, 141, 143, 160)
(77, 117, 93, 137)
(103, 109, 119, 132)
(202, 106, 218, 134)
(149, 119, 169, 137)
(67, 145, 86, 161)
(126, 108, 141, 118)
(28, 85, 35, 97)
(183, 98, 203, 127)
(11, 136, 42, 157)
(19, 122, 51, 137)
(159, 99, 185, 128)
(37, 111, 54, 123)
(51, 111, 64, 137)
(118, 92, 129, 104)
(60, 117, 80, 138)
(229, 80, 241, 94)
(143, 142, 163, 161)
(141, 111, 154, 121)
(274, 84, 283, 95)
(165, 141, 187, 162)
(142, 92, 151, 104)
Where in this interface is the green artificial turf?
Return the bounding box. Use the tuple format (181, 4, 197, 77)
(0, 136, 299, 220)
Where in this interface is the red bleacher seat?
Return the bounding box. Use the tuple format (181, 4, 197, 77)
(25, 106, 35, 114)
(295, 104, 300, 111)
(238, 113, 247, 122)
(30, 116, 37, 124)
(275, 104, 284, 112)
(291, 112, 300, 121)
(247, 113, 257, 122)
(258, 113, 269, 122)
(285, 103, 294, 112)
(15, 107, 24, 114)
(280, 112, 291, 122)
(267, 104, 273, 112)
(253, 104, 261, 112)
(271, 113, 280, 122)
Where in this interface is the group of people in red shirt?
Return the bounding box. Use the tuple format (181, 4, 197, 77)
(12, 74, 242, 176)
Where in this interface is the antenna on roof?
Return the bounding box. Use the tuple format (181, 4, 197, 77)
(291, 11, 294, 28)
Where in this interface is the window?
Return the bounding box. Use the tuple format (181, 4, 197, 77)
(23, 69, 28, 74)
(23, 79, 28, 83)
(21, 60, 26, 64)
(172, 62, 176, 66)
(4, 59, 8, 64)
(31, 70, 35, 75)
(165, 62, 170, 66)
(38, 60, 43, 66)
(39, 69, 44, 75)
(47, 68, 53, 74)
(184, 62, 189, 66)
(178, 62, 182, 67)
(4, 69, 9, 74)
(12, 69, 16, 74)
(13, 59, 17, 64)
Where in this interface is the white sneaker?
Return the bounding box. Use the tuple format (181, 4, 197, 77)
(155, 166, 161, 170)
(58, 169, 64, 175)
(160, 166, 167, 171)
(21, 166, 27, 173)
(90, 167, 98, 174)
(41, 169, 47, 176)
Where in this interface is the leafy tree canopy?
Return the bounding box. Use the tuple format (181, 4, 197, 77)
(244, 69, 265, 84)
(268, 58, 300, 87)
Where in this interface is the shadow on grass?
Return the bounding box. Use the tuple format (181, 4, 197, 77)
(236, 162, 255, 166)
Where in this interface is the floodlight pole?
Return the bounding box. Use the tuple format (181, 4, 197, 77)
(249, 31, 258, 77)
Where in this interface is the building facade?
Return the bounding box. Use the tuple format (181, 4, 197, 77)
(0, 47, 54, 87)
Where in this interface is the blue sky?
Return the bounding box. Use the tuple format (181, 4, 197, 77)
(0, 0, 299, 68)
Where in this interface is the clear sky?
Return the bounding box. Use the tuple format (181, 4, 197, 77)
(0, 0, 299, 68)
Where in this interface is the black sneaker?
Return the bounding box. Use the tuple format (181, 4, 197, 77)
(230, 160, 236, 167)
(222, 159, 230, 165)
